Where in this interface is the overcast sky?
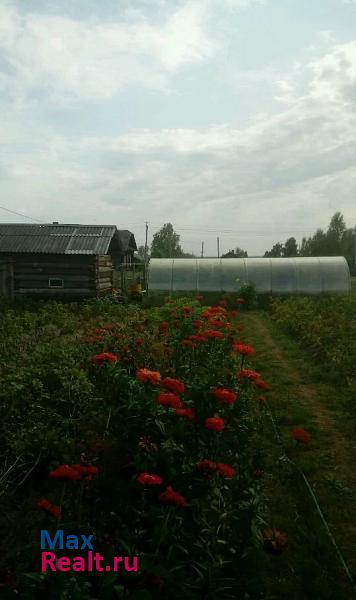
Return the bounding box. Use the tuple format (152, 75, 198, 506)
(0, 0, 355, 255)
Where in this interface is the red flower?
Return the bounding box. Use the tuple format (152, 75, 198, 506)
(136, 368, 161, 385)
(90, 352, 118, 365)
(174, 408, 195, 422)
(159, 486, 187, 507)
(156, 392, 183, 409)
(290, 428, 311, 444)
(137, 472, 163, 485)
(181, 306, 192, 314)
(38, 498, 61, 520)
(70, 464, 98, 481)
(216, 463, 235, 478)
(49, 465, 81, 481)
(211, 387, 237, 405)
(239, 368, 261, 381)
(201, 329, 225, 340)
(136, 338, 144, 346)
(204, 417, 225, 432)
(232, 343, 256, 356)
(181, 339, 194, 347)
(219, 299, 228, 307)
(158, 322, 169, 333)
(161, 377, 185, 394)
(197, 459, 217, 473)
(192, 319, 203, 329)
(196, 295, 204, 301)
(254, 378, 269, 390)
(202, 307, 227, 318)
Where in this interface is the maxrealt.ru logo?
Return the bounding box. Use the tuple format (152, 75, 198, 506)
(40, 530, 138, 573)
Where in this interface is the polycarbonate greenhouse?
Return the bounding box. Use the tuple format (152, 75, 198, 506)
(147, 257, 351, 295)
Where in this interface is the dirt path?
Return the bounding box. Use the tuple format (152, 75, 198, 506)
(239, 311, 356, 597)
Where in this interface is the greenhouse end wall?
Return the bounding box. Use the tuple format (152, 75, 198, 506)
(147, 257, 351, 295)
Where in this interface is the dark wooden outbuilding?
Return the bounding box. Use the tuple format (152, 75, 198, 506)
(0, 223, 137, 298)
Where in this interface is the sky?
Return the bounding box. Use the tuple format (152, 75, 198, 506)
(0, 0, 356, 256)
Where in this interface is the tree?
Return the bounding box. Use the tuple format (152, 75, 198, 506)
(150, 223, 185, 258)
(264, 243, 284, 257)
(222, 247, 248, 258)
(283, 237, 298, 257)
(137, 245, 146, 259)
(325, 211, 346, 255)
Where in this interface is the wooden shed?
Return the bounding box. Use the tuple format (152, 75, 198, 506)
(0, 223, 137, 298)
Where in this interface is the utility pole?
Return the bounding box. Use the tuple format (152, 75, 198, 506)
(201, 241, 204, 258)
(144, 221, 149, 290)
(217, 236, 220, 258)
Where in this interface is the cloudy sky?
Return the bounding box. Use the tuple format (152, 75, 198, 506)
(0, 0, 355, 255)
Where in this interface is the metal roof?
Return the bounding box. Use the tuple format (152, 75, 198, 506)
(0, 224, 136, 255)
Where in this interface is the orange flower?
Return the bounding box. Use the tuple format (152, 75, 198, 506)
(204, 417, 225, 432)
(136, 368, 161, 385)
(38, 498, 61, 520)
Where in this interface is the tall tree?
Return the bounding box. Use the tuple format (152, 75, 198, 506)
(283, 237, 298, 257)
(150, 223, 185, 258)
(222, 247, 248, 258)
(325, 211, 346, 255)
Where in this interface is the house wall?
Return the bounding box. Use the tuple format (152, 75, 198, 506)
(0, 253, 98, 296)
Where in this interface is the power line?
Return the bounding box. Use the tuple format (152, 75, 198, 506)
(0, 205, 43, 223)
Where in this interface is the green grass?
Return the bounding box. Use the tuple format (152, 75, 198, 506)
(239, 310, 356, 600)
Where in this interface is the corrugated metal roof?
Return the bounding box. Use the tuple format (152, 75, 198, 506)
(0, 224, 134, 255)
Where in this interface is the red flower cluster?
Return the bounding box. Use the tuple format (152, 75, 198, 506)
(159, 486, 187, 507)
(216, 462, 235, 478)
(158, 322, 169, 333)
(192, 319, 203, 329)
(232, 343, 256, 356)
(211, 387, 237, 405)
(161, 377, 185, 394)
(204, 417, 225, 432)
(90, 352, 118, 365)
(202, 306, 227, 318)
(156, 392, 183, 409)
(181, 306, 192, 314)
(38, 498, 61, 520)
(49, 464, 98, 482)
(175, 408, 195, 422)
(136, 338, 144, 346)
(181, 339, 194, 347)
(137, 472, 163, 485)
(290, 428, 311, 444)
(197, 459, 217, 473)
(136, 368, 161, 385)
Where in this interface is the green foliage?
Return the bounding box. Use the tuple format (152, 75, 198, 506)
(237, 284, 258, 309)
(221, 247, 248, 258)
(0, 298, 266, 598)
(150, 224, 186, 258)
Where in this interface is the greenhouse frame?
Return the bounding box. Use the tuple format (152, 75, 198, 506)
(147, 257, 351, 295)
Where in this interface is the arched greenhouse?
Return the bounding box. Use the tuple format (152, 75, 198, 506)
(147, 257, 351, 295)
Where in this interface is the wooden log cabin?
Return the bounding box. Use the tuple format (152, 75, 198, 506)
(0, 223, 137, 298)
